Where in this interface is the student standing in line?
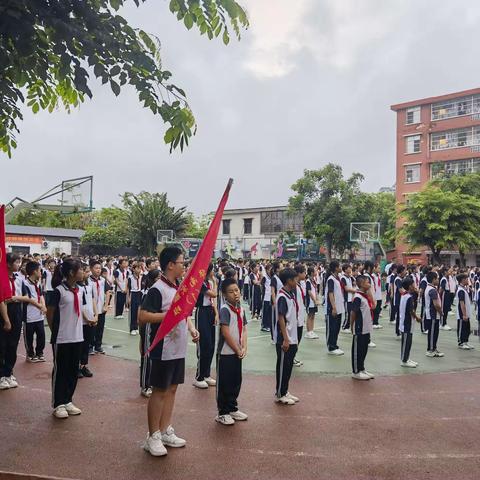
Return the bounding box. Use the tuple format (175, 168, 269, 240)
(249, 263, 262, 319)
(439, 268, 453, 331)
(424, 271, 444, 358)
(274, 268, 299, 405)
(305, 266, 320, 339)
(341, 264, 356, 333)
(350, 275, 374, 381)
(293, 264, 306, 367)
(42, 258, 56, 306)
(89, 261, 109, 355)
(393, 265, 407, 338)
(79, 265, 97, 378)
(260, 265, 272, 333)
(371, 263, 383, 330)
(22, 261, 47, 363)
(47, 258, 85, 419)
(399, 277, 421, 368)
(325, 261, 345, 356)
(418, 266, 431, 335)
(193, 264, 218, 389)
(113, 258, 128, 319)
(270, 261, 283, 343)
(215, 278, 248, 425)
(236, 259, 245, 298)
(127, 261, 143, 336)
(456, 273, 474, 350)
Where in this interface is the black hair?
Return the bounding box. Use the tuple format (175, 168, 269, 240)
(426, 271, 438, 283)
(224, 268, 236, 280)
(279, 268, 297, 285)
(307, 266, 315, 277)
(6, 253, 20, 265)
(145, 269, 161, 289)
(221, 277, 238, 294)
(457, 273, 468, 284)
(159, 246, 183, 272)
(342, 263, 351, 272)
(402, 276, 414, 290)
(25, 261, 41, 276)
(388, 264, 397, 275)
(272, 261, 281, 274)
(363, 260, 374, 273)
(52, 258, 83, 289)
(89, 259, 101, 268)
(101, 267, 108, 274)
(356, 274, 370, 286)
(294, 264, 306, 275)
(397, 265, 406, 275)
(146, 258, 154, 268)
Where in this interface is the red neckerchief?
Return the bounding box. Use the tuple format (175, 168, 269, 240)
(66, 283, 80, 317)
(332, 274, 345, 294)
(357, 291, 375, 312)
(28, 279, 41, 301)
(227, 303, 243, 344)
(9, 276, 16, 296)
(120, 269, 125, 280)
(160, 275, 178, 290)
(280, 287, 299, 317)
(91, 276, 101, 297)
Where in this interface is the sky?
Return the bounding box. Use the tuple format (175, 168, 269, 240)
(2, 0, 480, 215)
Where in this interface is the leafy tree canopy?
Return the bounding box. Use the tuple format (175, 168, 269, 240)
(0, 0, 248, 157)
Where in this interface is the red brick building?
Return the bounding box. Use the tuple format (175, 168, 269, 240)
(391, 87, 480, 265)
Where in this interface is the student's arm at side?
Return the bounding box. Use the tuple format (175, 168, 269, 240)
(40, 295, 47, 315)
(0, 302, 11, 332)
(433, 296, 442, 315)
(350, 309, 356, 333)
(220, 324, 242, 357)
(138, 309, 166, 325)
(206, 288, 217, 298)
(460, 300, 467, 320)
(187, 316, 199, 343)
(46, 306, 55, 331)
(277, 314, 289, 352)
(213, 304, 219, 325)
(328, 292, 337, 316)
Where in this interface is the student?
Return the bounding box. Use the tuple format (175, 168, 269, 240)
(456, 273, 473, 350)
(249, 263, 262, 319)
(292, 265, 306, 367)
(260, 265, 272, 332)
(418, 266, 431, 335)
(79, 265, 97, 378)
(215, 278, 248, 425)
(139, 268, 161, 399)
(270, 261, 283, 343)
(326, 261, 345, 355)
(399, 277, 421, 368)
(193, 264, 218, 389)
(350, 275, 374, 380)
(439, 268, 453, 331)
(371, 264, 383, 330)
(393, 265, 407, 337)
(242, 264, 250, 302)
(42, 258, 56, 306)
(113, 258, 128, 319)
(47, 258, 85, 419)
(236, 259, 245, 297)
(127, 261, 143, 335)
(275, 268, 299, 405)
(424, 271, 444, 358)
(22, 261, 47, 363)
(340, 264, 356, 333)
(139, 246, 199, 457)
(305, 266, 320, 339)
(89, 262, 109, 355)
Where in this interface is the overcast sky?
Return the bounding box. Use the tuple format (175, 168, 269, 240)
(2, 0, 480, 215)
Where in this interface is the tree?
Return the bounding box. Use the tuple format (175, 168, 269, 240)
(0, 0, 248, 157)
(8, 208, 92, 229)
(184, 212, 212, 238)
(81, 207, 130, 250)
(361, 191, 396, 251)
(400, 184, 480, 265)
(121, 191, 188, 255)
(289, 164, 364, 262)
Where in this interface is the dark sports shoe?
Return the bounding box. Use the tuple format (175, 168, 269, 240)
(88, 347, 95, 356)
(80, 366, 93, 377)
(77, 369, 84, 378)
(94, 347, 105, 355)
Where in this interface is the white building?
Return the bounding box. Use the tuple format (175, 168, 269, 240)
(215, 206, 303, 259)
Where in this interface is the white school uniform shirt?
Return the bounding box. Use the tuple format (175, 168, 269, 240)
(296, 282, 306, 328)
(114, 268, 128, 291)
(352, 291, 373, 334)
(424, 284, 438, 320)
(263, 274, 272, 303)
(23, 279, 45, 323)
(276, 289, 298, 344)
(43, 269, 53, 291)
(448, 275, 457, 294)
(399, 293, 414, 333)
(52, 283, 84, 344)
(89, 276, 106, 312)
(327, 274, 345, 315)
(82, 282, 95, 324)
(342, 275, 354, 303)
(372, 273, 383, 301)
(456, 285, 471, 320)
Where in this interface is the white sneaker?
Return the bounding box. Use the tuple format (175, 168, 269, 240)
(410, 359, 418, 366)
(0, 377, 10, 390)
(305, 331, 319, 339)
(53, 405, 69, 419)
(401, 360, 417, 368)
(328, 349, 344, 356)
(286, 392, 299, 403)
(276, 395, 295, 405)
(141, 387, 152, 398)
(434, 350, 445, 357)
(341, 328, 352, 334)
(372, 324, 383, 329)
(215, 414, 235, 425)
(363, 370, 375, 379)
(6, 376, 18, 388)
(130, 330, 138, 336)
(65, 402, 82, 415)
(352, 372, 370, 380)
(144, 431, 168, 456)
(161, 426, 186, 447)
(458, 343, 471, 350)
(293, 358, 303, 367)
(204, 377, 217, 386)
(425, 351, 436, 357)
(464, 343, 474, 350)
(440, 325, 452, 331)
(422, 331, 428, 335)
(192, 379, 209, 389)
(114, 315, 124, 320)
(230, 410, 248, 421)
(368, 342, 376, 348)
(270, 339, 276, 345)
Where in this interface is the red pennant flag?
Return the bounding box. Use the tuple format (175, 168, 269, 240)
(147, 178, 233, 354)
(0, 205, 13, 303)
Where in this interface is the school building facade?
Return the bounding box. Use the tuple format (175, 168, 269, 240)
(391, 87, 480, 266)
(5, 225, 84, 256)
(215, 206, 304, 260)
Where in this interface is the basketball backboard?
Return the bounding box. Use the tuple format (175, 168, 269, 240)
(350, 222, 380, 243)
(157, 230, 174, 244)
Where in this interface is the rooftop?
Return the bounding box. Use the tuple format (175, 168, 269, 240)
(390, 87, 480, 111)
(6, 224, 85, 238)
(222, 205, 289, 215)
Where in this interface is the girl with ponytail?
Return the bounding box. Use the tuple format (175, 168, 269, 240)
(46, 258, 85, 419)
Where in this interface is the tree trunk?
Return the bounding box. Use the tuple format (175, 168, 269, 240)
(459, 249, 466, 267)
(431, 247, 442, 265)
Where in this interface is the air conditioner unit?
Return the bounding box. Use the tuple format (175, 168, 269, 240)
(42, 240, 49, 249)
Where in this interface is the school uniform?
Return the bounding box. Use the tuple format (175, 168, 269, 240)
(399, 293, 414, 363)
(22, 279, 46, 358)
(42, 269, 55, 306)
(424, 283, 440, 352)
(194, 280, 216, 382)
(242, 269, 250, 302)
(372, 273, 382, 326)
(113, 268, 128, 317)
(341, 275, 354, 330)
(236, 266, 245, 297)
(351, 291, 373, 374)
(439, 276, 451, 327)
(216, 303, 247, 415)
(249, 272, 262, 317)
(419, 277, 428, 333)
(270, 274, 284, 341)
(275, 288, 298, 398)
(326, 275, 345, 351)
(392, 275, 403, 336)
(139, 280, 151, 392)
(296, 281, 306, 344)
(48, 283, 85, 408)
(456, 285, 471, 346)
(89, 275, 107, 352)
(128, 275, 143, 332)
(80, 282, 95, 366)
(261, 274, 272, 331)
(0, 275, 23, 378)
(141, 276, 187, 389)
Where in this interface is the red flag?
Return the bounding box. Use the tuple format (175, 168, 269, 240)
(0, 205, 12, 303)
(148, 178, 233, 353)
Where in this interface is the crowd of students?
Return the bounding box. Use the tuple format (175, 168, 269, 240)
(0, 249, 479, 457)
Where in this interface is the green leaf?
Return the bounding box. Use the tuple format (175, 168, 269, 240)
(110, 79, 120, 96)
(32, 103, 39, 114)
(222, 28, 230, 45)
(110, 65, 121, 76)
(184, 13, 194, 30)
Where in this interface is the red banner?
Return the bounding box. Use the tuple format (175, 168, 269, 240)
(0, 205, 12, 303)
(147, 179, 233, 353)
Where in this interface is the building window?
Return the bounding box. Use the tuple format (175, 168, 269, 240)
(405, 164, 420, 183)
(222, 219, 231, 235)
(430, 126, 480, 151)
(405, 135, 421, 154)
(431, 94, 480, 121)
(260, 210, 303, 234)
(431, 158, 480, 179)
(406, 106, 421, 125)
(243, 218, 253, 235)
